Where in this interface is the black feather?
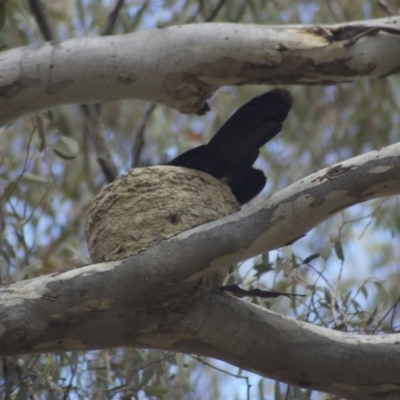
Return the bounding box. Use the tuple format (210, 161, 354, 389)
(167, 89, 293, 205)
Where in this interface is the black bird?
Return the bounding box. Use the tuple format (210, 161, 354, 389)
(167, 89, 293, 205)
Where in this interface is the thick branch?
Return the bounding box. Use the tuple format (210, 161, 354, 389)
(170, 292, 400, 400)
(0, 143, 399, 399)
(1, 17, 400, 126)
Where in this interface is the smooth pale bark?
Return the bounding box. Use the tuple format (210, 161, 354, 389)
(173, 293, 400, 400)
(1, 143, 400, 400)
(1, 17, 400, 126)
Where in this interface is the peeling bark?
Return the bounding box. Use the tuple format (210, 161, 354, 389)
(1, 17, 400, 126)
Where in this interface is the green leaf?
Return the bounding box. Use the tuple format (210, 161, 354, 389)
(366, 306, 377, 325)
(282, 258, 292, 275)
(139, 365, 155, 388)
(320, 242, 332, 261)
(334, 238, 344, 262)
(373, 282, 389, 308)
(360, 285, 368, 299)
(258, 378, 265, 400)
(324, 287, 332, 304)
(291, 252, 298, 269)
(275, 256, 284, 273)
(52, 135, 79, 160)
(49, 381, 63, 394)
(302, 253, 320, 265)
(21, 172, 49, 184)
(282, 246, 291, 256)
(351, 298, 362, 312)
(343, 290, 352, 306)
(35, 115, 46, 152)
(142, 386, 168, 398)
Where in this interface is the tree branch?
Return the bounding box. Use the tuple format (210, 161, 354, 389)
(131, 102, 156, 168)
(173, 292, 400, 400)
(81, 103, 118, 183)
(27, 0, 54, 42)
(1, 17, 400, 126)
(101, 0, 125, 36)
(1, 142, 399, 399)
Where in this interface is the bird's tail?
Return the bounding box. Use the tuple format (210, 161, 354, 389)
(168, 89, 293, 204)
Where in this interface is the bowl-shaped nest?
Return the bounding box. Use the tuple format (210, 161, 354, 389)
(86, 166, 240, 287)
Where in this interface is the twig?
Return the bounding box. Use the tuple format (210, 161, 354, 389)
(102, 0, 125, 36)
(215, 284, 305, 300)
(62, 364, 77, 400)
(344, 27, 380, 47)
(205, 0, 226, 22)
(81, 104, 118, 183)
(131, 103, 157, 168)
(27, 0, 54, 41)
(81, 0, 126, 183)
(27, 0, 119, 184)
(373, 295, 400, 334)
(131, 353, 174, 376)
(191, 356, 251, 400)
(344, 25, 400, 48)
(377, 0, 396, 16)
(188, 0, 226, 23)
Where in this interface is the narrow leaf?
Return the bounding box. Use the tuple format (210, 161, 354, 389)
(142, 386, 168, 398)
(35, 115, 46, 151)
(52, 135, 79, 160)
(302, 253, 320, 265)
(334, 238, 345, 261)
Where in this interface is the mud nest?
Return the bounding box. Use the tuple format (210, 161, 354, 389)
(85, 166, 240, 288)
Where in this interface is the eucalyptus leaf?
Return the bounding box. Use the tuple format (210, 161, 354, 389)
(35, 115, 46, 152)
(52, 135, 80, 160)
(142, 386, 168, 398)
(21, 172, 48, 184)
